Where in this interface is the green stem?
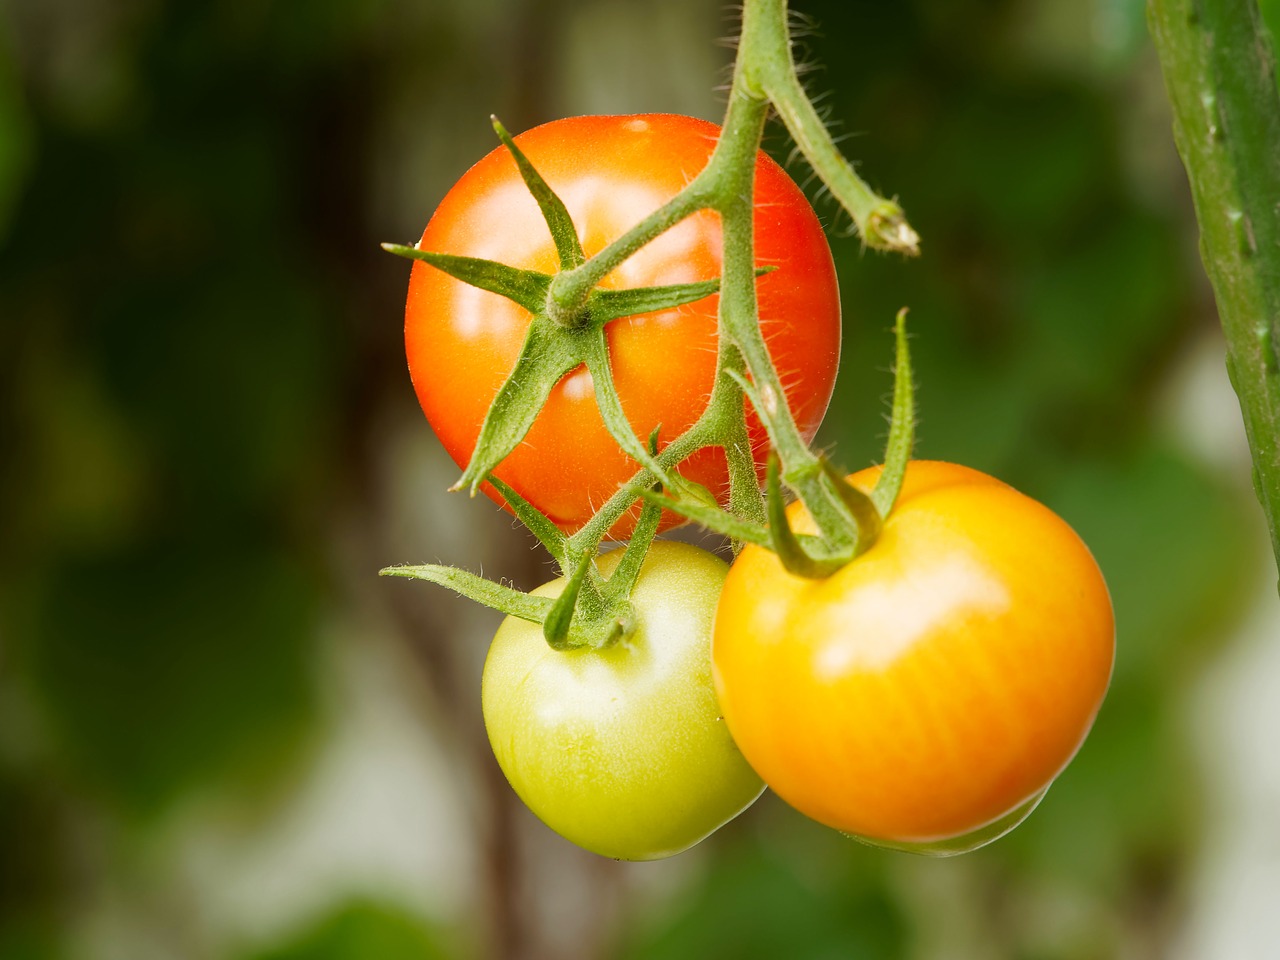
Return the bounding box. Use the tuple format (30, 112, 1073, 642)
(570, 416, 717, 548)
(710, 75, 856, 551)
(558, 0, 907, 561)
(546, 181, 715, 325)
(742, 0, 919, 255)
(1148, 0, 1280, 580)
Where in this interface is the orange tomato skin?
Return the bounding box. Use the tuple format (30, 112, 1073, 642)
(712, 461, 1115, 853)
(404, 114, 840, 537)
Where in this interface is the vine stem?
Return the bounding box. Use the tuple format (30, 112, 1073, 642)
(1148, 0, 1280, 580)
(743, 0, 919, 255)
(707, 85, 858, 550)
(552, 0, 913, 565)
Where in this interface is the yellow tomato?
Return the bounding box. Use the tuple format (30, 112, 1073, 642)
(712, 461, 1115, 854)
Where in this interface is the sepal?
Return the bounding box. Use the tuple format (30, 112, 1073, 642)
(543, 550, 594, 650)
(491, 115, 585, 269)
(870, 307, 915, 517)
(636, 488, 771, 547)
(487, 475, 569, 566)
(379, 564, 552, 623)
(381, 244, 550, 313)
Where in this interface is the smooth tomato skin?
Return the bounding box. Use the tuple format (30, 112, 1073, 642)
(712, 461, 1115, 853)
(482, 541, 765, 861)
(405, 114, 840, 536)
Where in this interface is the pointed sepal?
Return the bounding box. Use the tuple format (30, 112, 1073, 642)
(379, 564, 553, 622)
(543, 550, 594, 650)
(491, 115, 586, 270)
(587, 268, 773, 324)
(870, 307, 915, 518)
(381, 244, 550, 313)
(487, 475, 569, 566)
(454, 317, 581, 495)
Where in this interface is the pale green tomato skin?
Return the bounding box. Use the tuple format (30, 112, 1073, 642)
(482, 541, 765, 861)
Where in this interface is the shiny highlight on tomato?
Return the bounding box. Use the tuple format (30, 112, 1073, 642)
(712, 461, 1115, 854)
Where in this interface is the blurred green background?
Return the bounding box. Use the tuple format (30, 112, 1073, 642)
(2, 1, 1279, 958)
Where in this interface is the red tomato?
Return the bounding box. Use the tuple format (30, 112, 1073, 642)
(712, 461, 1115, 854)
(404, 114, 841, 536)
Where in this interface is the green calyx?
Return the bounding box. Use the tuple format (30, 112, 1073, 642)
(648, 309, 915, 579)
(380, 240, 737, 497)
(381, 460, 666, 651)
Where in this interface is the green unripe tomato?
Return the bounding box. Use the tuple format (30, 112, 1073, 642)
(482, 541, 764, 860)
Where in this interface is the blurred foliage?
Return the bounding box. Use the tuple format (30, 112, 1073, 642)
(0, 0, 1270, 959)
(239, 901, 453, 960)
(0, 0, 351, 819)
(0, 771, 66, 960)
(0, 18, 30, 239)
(22, 542, 318, 817)
(616, 813, 910, 960)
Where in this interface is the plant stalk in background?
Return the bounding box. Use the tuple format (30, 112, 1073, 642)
(1149, 0, 1280, 582)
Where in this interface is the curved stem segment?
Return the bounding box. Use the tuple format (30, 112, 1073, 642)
(1148, 0, 1280, 580)
(740, 0, 919, 255)
(871, 308, 915, 517)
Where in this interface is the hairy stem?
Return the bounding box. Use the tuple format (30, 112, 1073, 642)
(742, 0, 919, 255)
(710, 44, 857, 552)
(546, 181, 715, 323)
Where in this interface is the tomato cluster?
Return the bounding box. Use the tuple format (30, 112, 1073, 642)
(396, 114, 1115, 861)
